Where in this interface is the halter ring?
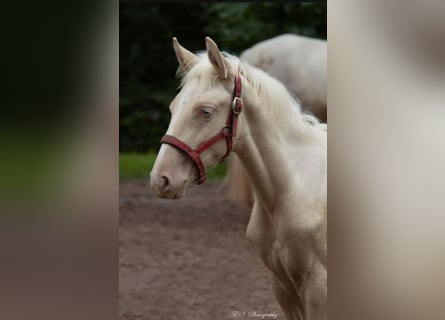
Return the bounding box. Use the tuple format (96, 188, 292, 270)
(232, 97, 243, 115)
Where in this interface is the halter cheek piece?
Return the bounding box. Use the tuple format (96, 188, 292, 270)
(160, 72, 243, 185)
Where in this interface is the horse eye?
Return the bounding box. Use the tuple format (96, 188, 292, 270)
(199, 108, 214, 120)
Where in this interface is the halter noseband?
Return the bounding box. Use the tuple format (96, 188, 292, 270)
(160, 72, 243, 185)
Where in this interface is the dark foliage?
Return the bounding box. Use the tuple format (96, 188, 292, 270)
(120, 2, 326, 152)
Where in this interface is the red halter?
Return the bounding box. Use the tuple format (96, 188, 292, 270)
(160, 72, 243, 184)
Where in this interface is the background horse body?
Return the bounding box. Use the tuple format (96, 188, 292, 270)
(224, 34, 327, 206)
(150, 37, 327, 320)
(241, 34, 327, 122)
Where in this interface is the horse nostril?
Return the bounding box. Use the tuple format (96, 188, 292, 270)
(160, 175, 170, 191)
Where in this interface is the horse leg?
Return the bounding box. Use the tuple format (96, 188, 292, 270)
(271, 273, 302, 320)
(271, 263, 326, 320)
(274, 243, 326, 320)
(297, 261, 327, 320)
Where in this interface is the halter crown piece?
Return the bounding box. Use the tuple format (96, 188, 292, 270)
(160, 71, 243, 184)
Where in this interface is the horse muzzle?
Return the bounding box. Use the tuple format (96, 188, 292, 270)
(149, 145, 196, 199)
(150, 172, 187, 199)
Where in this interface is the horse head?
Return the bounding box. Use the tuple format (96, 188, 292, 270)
(150, 37, 241, 199)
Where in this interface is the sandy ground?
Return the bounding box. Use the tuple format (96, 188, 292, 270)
(119, 180, 284, 320)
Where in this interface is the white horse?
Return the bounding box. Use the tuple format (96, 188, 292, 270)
(241, 34, 327, 122)
(150, 37, 327, 320)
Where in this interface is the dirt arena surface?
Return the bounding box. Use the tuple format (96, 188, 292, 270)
(119, 180, 284, 320)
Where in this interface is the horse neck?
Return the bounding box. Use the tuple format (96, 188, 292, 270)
(233, 69, 317, 211)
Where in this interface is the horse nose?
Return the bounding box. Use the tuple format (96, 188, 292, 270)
(150, 171, 173, 197)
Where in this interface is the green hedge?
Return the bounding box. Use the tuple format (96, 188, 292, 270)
(120, 2, 326, 152)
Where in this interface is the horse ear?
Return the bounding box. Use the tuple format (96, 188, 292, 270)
(172, 37, 199, 74)
(205, 36, 231, 79)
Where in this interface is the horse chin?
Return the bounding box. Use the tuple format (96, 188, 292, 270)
(157, 187, 187, 199)
(150, 175, 193, 199)
(150, 173, 195, 199)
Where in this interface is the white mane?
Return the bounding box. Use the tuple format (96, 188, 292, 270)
(238, 57, 327, 134)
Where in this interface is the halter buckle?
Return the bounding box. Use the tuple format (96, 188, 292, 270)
(232, 97, 243, 115)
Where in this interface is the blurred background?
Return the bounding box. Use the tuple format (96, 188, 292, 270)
(119, 2, 326, 180)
